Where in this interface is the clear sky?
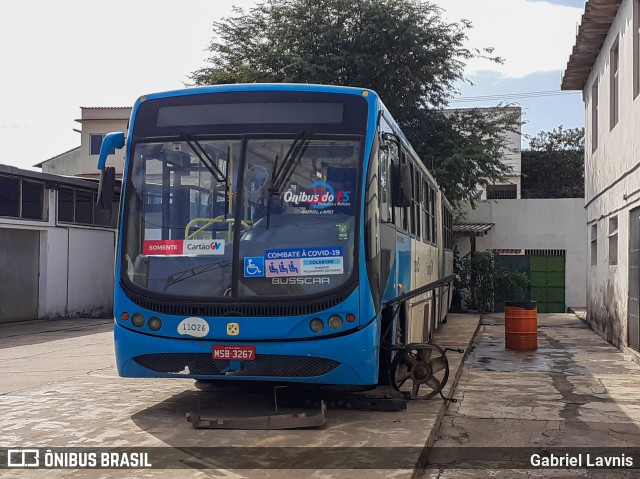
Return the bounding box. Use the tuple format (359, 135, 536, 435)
(0, 0, 585, 171)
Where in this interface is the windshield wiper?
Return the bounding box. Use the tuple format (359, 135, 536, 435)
(164, 260, 231, 290)
(182, 133, 226, 183)
(265, 130, 312, 229)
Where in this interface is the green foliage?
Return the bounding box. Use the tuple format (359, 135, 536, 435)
(522, 126, 585, 199)
(417, 107, 521, 208)
(190, 0, 520, 209)
(456, 251, 530, 313)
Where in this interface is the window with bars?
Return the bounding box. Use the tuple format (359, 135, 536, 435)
(524, 249, 566, 256)
(486, 184, 517, 199)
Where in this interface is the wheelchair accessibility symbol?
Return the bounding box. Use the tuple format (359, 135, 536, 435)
(244, 257, 265, 277)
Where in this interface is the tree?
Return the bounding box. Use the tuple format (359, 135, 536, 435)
(190, 0, 520, 208)
(522, 126, 585, 198)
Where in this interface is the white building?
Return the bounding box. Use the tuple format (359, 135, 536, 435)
(562, 0, 640, 352)
(447, 106, 523, 200)
(453, 107, 587, 313)
(0, 165, 118, 323)
(456, 199, 587, 312)
(35, 107, 130, 178)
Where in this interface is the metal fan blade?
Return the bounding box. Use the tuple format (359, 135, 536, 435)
(411, 382, 420, 397)
(426, 376, 442, 391)
(429, 357, 447, 373)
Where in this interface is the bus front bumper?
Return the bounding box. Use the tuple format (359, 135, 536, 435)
(114, 319, 380, 386)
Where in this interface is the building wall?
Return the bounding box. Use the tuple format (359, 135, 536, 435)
(40, 107, 130, 178)
(476, 107, 522, 200)
(66, 228, 115, 315)
(458, 198, 587, 308)
(80, 116, 129, 176)
(0, 184, 116, 321)
(581, 0, 640, 346)
(40, 148, 82, 177)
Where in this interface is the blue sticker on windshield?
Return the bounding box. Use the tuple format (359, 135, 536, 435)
(244, 256, 265, 277)
(265, 247, 343, 259)
(264, 247, 344, 277)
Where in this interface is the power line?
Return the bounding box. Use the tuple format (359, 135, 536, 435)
(450, 90, 580, 103)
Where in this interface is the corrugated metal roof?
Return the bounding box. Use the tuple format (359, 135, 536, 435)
(561, 0, 622, 91)
(453, 223, 495, 236)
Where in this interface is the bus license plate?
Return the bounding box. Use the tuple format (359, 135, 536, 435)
(212, 345, 256, 360)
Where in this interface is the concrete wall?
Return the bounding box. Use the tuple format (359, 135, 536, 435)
(581, 0, 640, 346)
(67, 228, 115, 315)
(458, 198, 587, 308)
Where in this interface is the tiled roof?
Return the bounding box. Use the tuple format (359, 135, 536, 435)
(561, 0, 623, 91)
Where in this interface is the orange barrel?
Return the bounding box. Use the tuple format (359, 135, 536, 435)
(504, 301, 538, 351)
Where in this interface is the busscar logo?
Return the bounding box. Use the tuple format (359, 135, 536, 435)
(227, 323, 240, 335)
(272, 277, 330, 285)
(8, 449, 39, 468)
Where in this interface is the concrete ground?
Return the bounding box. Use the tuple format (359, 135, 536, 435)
(4, 312, 639, 478)
(422, 313, 640, 478)
(0, 314, 478, 479)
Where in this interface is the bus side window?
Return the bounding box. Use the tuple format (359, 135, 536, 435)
(414, 168, 421, 241)
(430, 186, 437, 244)
(400, 149, 409, 232)
(423, 181, 431, 243)
(379, 140, 393, 223)
(387, 142, 401, 228)
(420, 180, 431, 243)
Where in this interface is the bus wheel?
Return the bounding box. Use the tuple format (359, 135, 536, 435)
(389, 343, 449, 399)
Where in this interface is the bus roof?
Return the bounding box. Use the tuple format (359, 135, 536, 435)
(136, 83, 379, 104)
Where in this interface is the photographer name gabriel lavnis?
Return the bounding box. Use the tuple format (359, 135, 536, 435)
(531, 453, 634, 467)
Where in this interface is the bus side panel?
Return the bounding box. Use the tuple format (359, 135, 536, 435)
(380, 224, 397, 303)
(409, 242, 438, 344)
(395, 231, 412, 340)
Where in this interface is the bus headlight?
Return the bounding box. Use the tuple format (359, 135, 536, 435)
(328, 315, 343, 330)
(148, 317, 162, 331)
(310, 318, 324, 333)
(132, 313, 145, 328)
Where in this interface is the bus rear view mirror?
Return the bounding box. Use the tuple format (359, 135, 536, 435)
(97, 132, 125, 170)
(96, 132, 125, 210)
(391, 163, 412, 208)
(97, 166, 116, 210)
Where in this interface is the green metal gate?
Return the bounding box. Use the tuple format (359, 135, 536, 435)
(529, 256, 566, 313)
(495, 252, 566, 313)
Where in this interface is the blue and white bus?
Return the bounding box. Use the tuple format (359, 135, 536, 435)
(97, 84, 454, 398)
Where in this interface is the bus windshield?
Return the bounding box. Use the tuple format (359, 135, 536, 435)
(122, 136, 361, 299)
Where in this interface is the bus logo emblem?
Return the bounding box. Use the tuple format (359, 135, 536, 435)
(227, 323, 240, 335)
